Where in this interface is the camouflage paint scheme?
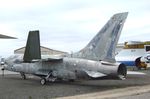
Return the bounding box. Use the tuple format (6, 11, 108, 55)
(3, 12, 128, 85)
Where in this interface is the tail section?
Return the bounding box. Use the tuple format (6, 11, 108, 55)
(73, 12, 128, 62)
(23, 30, 41, 62)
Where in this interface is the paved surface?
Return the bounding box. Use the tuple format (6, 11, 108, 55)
(117, 92, 150, 99)
(0, 68, 150, 99)
(58, 85, 150, 99)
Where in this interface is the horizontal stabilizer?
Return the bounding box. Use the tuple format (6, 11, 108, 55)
(84, 70, 106, 78)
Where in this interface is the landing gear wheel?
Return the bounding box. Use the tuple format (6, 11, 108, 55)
(20, 73, 26, 80)
(41, 78, 46, 85)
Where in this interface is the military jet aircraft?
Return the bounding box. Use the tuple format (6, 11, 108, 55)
(2, 12, 128, 85)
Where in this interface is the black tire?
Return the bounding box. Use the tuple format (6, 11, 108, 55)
(40, 78, 46, 85)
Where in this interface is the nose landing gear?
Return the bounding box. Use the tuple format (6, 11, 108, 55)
(20, 72, 26, 80)
(40, 78, 46, 85)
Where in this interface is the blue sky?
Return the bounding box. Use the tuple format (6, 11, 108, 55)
(0, 0, 150, 57)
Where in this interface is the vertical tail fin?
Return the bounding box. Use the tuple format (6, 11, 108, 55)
(73, 12, 128, 62)
(23, 30, 41, 62)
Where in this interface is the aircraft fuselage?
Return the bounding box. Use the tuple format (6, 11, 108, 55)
(4, 56, 126, 81)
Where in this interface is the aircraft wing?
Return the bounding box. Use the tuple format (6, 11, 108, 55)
(0, 34, 17, 39)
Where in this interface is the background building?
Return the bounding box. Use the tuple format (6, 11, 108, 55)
(14, 46, 68, 55)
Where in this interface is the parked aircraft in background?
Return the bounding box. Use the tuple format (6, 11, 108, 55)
(1, 12, 128, 85)
(116, 41, 150, 69)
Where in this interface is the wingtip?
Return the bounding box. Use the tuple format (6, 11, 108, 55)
(0, 34, 17, 39)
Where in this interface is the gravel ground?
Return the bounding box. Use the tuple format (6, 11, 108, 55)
(0, 68, 150, 99)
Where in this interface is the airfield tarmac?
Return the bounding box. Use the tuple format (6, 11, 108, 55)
(0, 67, 150, 99)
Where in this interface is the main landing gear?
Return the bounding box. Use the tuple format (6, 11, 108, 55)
(40, 72, 57, 85)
